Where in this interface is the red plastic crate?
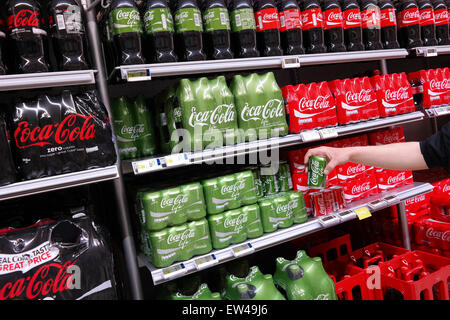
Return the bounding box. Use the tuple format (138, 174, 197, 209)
(308, 234, 353, 268)
(348, 242, 410, 269)
(379, 251, 450, 300)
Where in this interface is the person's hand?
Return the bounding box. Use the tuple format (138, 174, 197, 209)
(304, 147, 352, 175)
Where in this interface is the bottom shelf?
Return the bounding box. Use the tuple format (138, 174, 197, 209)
(139, 182, 434, 285)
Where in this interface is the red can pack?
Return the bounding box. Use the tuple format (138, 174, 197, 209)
(281, 82, 338, 133)
(286, 148, 310, 174)
(322, 189, 337, 213)
(292, 171, 308, 192)
(368, 126, 405, 146)
(405, 193, 431, 214)
(342, 175, 378, 203)
(370, 73, 414, 117)
(329, 185, 346, 211)
(408, 68, 450, 108)
(329, 77, 379, 124)
(430, 178, 450, 207)
(413, 218, 450, 251)
(336, 162, 374, 183)
(376, 170, 413, 192)
(311, 191, 327, 217)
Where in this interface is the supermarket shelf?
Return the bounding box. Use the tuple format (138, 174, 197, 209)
(299, 49, 408, 66)
(412, 45, 450, 57)
(122, 111, 425, 175)
(111, 49, 408, 82)
(138, 182, 433, 285)
(0, 166, 119, 201)
(0, 70, 97, 91)
(423, 105, 450, 118)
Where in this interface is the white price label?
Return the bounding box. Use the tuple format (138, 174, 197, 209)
(282, 57, 300, 69)
(319, 128, 338, 139)
(300, 130, 321, 142)
(132, 158, 163, 174)
(368, 199, 387, 210)
(384, 195, 398, 204)
(232, 243, 254, 258)
(162, 263, 186, 280)
(319, 215, 339, 226)
(125, 69, 151, 82)
(435, 107, 450, 116)
(424, 48, 438, 57)
(194, 255, 218, 270)
(165, 153, 190, 167)
(338, 210, 356, 222)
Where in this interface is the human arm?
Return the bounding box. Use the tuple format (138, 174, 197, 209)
(304, 142, 429, 175)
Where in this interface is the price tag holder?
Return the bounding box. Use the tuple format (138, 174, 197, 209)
(319, 128, 338, 139)
(338, 210, 356, 222)
(165, 153, 190, 167)
(319, 215, 340, 227)
(124, 68, 151, 82)
(161, 263, 186, 280)
(282, 57, 300, 69)
(425, 109, 437, 117)
(232, 243, 254, 258)
(354, 207, 372, 220)
(368, 199, 387, 211)
(435, 107, 449, 116)
(194, 254, 218, 270)
(132, 158, 163, 174)
(300, 130, 321, 142)
(384, 195, 398, 205)
(423, 47, 438, 57)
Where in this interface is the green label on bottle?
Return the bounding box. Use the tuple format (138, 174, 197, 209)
(144, 8, 174, 34)
(174, 8, 203, 33)
(111, 8, 143, 35)
(230, 8, 256, 32)
(203, 8, 230, 32)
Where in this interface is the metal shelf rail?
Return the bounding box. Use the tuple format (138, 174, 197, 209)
(0, 70, 96, 91)
(111, 49, 408, 82)
(412, 45, 450, 57)
(423, 105, 450, 118)
(139, 182, 433, 285)
(123, 111, 425, 175)
(0, 166, 119, 201)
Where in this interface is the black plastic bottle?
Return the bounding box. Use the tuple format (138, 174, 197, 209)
(432, 0, 450, 45)
(6, 0, 49, 73)
(202, 0, 233, 59)
(48, 0, 89, 71)
(342, 0, 364, 51)
(109, 0, 146, 65)
(143, 0, 177, 63)
(228, 0, 259, 58)
(322, 0, 346, 52)
(396, 0, 423, 48)
(300, 0, 326, 53)
(254, 0, 283, 56)
(360, 0, 383, 50)
(277, 0, 305, 55)
(378, 0, 400, 48)
(418, 0, 438, 46)
(173, 0, 206, 61)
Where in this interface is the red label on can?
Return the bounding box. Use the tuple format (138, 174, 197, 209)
(7, 9, 40, 29)
(435, 8, 449, 26)
(343, 8, 362, 29)
(323, 8, 343, 30)
(361, 7, 381, 29)
(397, 8, 420, 28)
(301, 8, 323, 31)
(380, 8, 397, 27)
(419, 8, 435, 26)
(279, 8, 302, 32)
(255, 8, 280, 32)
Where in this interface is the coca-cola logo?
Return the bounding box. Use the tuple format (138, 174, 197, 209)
(387, 172, 406, 185)
(263, 12, 278, 21)
(167, 229, 195, 249)
(347, 164, 365, 175)
(381, 132, 400, 144)
(299, 96, 331, 111)
(401, 10, 420, 23)
(345, 90, 373, 104)
(224, 213, 247, 230)
(160, 194, 188, 212)
(0, 261, 75, 300)
(115, 9, 140, 25)
(188, 104, 235, 128)
(326, 11, 343, 23)
(7, 9, 40, 29)
(121, 124, 144, 139)
(309, 158, 322, 185)
(221, 181, 246, 200)
(425, 228, 450, 242)
(240, 99, 283, 122)
(406, 194, 426, 205)
(385, 87, 410, 102)
(420, 10, 434, 21)
(276, 200, 298, 215)
(435, 10, 449, 21)
(443, 184, 450, 193)
(430, 79, 449, 91)
(351, 182, 371, 194)
(14, 115, 96, 149)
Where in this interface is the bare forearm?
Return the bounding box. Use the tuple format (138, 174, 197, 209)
(347, 142, 429, 170)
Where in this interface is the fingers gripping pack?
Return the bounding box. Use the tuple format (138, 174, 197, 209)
(281, 81, 338, 132)
(10, 91, 117, 180)
(0, 215, 117, 300)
